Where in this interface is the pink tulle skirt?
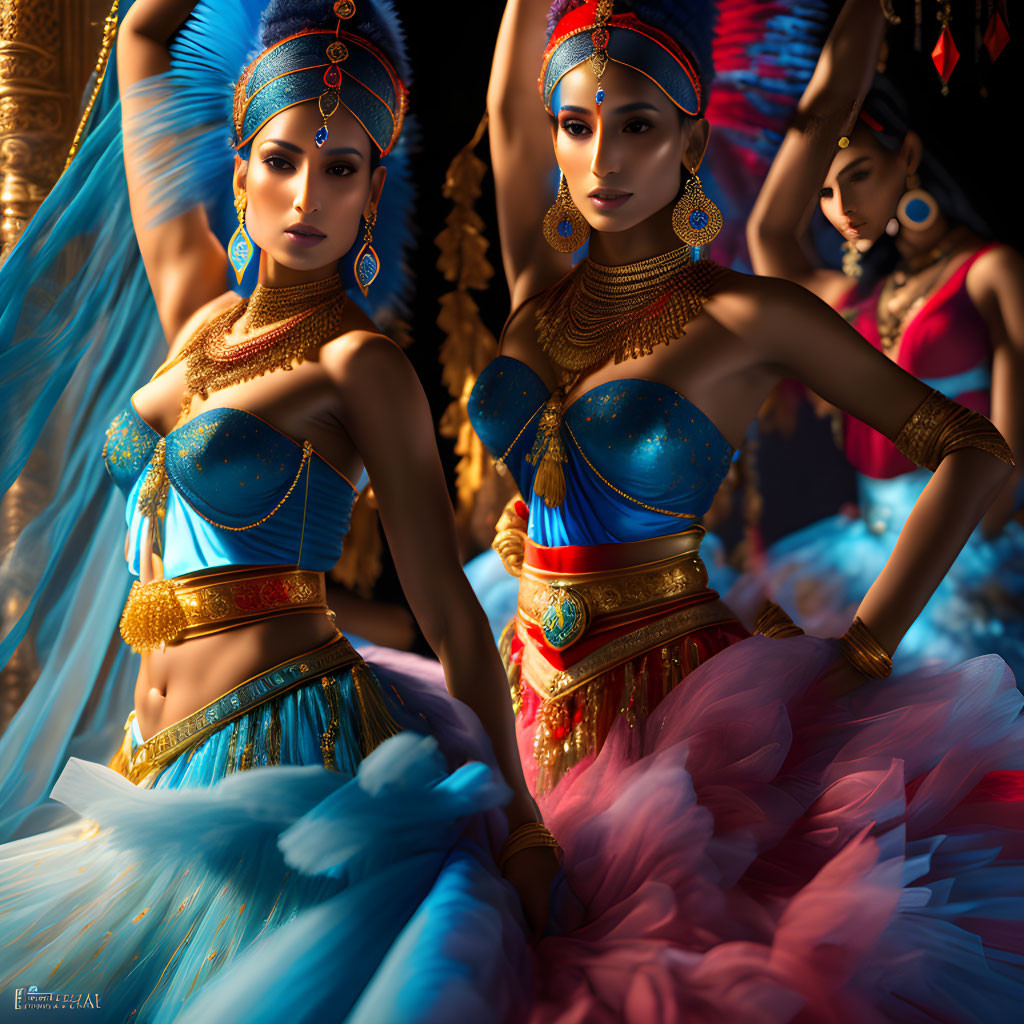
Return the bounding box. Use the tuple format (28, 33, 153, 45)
(520, 634, 1024, 1023)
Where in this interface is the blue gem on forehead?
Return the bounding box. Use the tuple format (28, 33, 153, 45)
(595, 87, 605, 105)
(689, 208, 709, 230)
(557, 219, 574, 238)
(315, 126, 329, 148)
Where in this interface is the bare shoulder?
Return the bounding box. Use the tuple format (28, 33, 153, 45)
(319, 327, 414, 392)
(966, 243, 1024, 296)
(167, 290, 238, 357)
(704, 267, 816, 334)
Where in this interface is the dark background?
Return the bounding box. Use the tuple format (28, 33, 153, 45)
(376, 1, 1021, 602)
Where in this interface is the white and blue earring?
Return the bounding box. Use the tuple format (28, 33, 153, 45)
(354, 207, 380, 296)
(896, 173, 939, 231)
(229, 189, 254, 285)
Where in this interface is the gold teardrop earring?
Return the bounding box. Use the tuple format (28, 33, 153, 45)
(672, 169, 723, 248)
(543, 174, 590, 253)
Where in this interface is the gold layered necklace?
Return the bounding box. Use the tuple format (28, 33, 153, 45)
(536, 246, 721, 373)
(876, 226, 966, 353)
(183, 275, 347, 406)
(138, 276, 347, 535)
(528, 248, 723, 507)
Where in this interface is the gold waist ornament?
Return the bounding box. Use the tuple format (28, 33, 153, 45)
(119, 566, 328, 653)
(517, 549, 710, 652)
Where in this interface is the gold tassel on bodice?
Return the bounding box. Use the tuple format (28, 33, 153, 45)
(526, 387, 571, 508)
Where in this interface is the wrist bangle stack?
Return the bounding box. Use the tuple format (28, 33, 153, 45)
(839, 617, 893, 678)
(499, 822, 562, 873)
(753, 600, 805, 639)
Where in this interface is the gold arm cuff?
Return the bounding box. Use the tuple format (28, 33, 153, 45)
(838, 616, 893, 679)
(895, 389, 1015, 472)
(753, 601, 805, 639)
(498, 822, 562, 873)
(492, 497, 528, 579)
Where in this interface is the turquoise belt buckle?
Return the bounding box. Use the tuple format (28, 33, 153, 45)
(540, 583, 589, 650)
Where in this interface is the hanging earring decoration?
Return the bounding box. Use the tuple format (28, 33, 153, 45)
(672, 171, 723, 248)
(354, 207, 380, 296)
(229, 189, 254, 285)
(588, 0, 614, 107)
(841, 239, 863, 279)
(983, 9, 1010, 63)
(897, 173, 939, 230)
(315, 0, 357, 146)
(885, 217, 900, 237)
(932, 1, 959, 93)
(543, 174, 590, 253)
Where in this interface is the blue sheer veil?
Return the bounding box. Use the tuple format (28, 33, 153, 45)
(0, 0, 414, 840)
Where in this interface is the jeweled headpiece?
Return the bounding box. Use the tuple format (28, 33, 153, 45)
(540, 0, 703, 116)
(233, 1, 407, 155)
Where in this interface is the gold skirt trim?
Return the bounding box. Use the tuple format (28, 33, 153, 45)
(518, 597, 734, 702)
(113, 634, 365, 786)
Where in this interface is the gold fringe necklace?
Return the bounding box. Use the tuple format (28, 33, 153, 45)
(529, 248, 723, 507)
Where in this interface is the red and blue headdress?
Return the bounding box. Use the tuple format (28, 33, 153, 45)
(233, 13, 407, 155)
(540, 0, 705, 116)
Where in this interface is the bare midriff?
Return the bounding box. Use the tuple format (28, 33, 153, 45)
(132, 590, 338, 741)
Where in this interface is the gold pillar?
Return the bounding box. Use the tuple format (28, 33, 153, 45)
(0, 0, 111, 733)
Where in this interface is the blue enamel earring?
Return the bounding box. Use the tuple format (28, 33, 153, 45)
(672, 170, 722, 248)
(896, 174, 939, 231)
(229, 189, 254, 284)
(354, 207, 380, 296)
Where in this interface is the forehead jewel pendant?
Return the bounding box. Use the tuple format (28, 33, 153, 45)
(590, 0, 613, 106)
(316, 1, 356, 147)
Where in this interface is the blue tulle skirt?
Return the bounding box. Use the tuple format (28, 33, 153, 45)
(0, 646, 531, 1024)
(727, 470, 1024, 679)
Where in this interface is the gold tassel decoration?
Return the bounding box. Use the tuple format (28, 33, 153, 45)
(136, 438, 169, 522)
(350, 660, 402, 755)
(526, 391, 569, 508)
(332, 484, 383, 599)
(119, 579, 188, 653)
(435, 113, 504, 533)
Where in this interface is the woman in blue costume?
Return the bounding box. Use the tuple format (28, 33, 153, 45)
(472, 0, 1024, 1020)
(0, 1, 562, 1020)
(732, 0, 1024, 678)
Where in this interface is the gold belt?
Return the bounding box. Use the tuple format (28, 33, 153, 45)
(517, 549, 710, 648)
(119, 566, 328, 653)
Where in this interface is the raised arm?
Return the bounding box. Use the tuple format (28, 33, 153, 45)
(118, 0, 229, 343)
(488, 0, 573, 309)
(749, 278, 1013, 655)
(746, 0, 885, 302)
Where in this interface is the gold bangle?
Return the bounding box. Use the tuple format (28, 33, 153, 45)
(498, 822, 562, 873)
(753, 601, 805, 639)
(895, 389, 1014, 472)
(839, 617, 893, 679)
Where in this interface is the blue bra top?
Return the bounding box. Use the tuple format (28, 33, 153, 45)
(469, 356, 734, 547)
(103, 402, 356, 579)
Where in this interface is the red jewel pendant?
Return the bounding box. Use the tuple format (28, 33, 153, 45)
(931, 24, 959, 90)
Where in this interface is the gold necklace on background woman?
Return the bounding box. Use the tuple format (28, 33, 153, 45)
(876, 225, 970, 353)
(528, 246, 723, 507)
